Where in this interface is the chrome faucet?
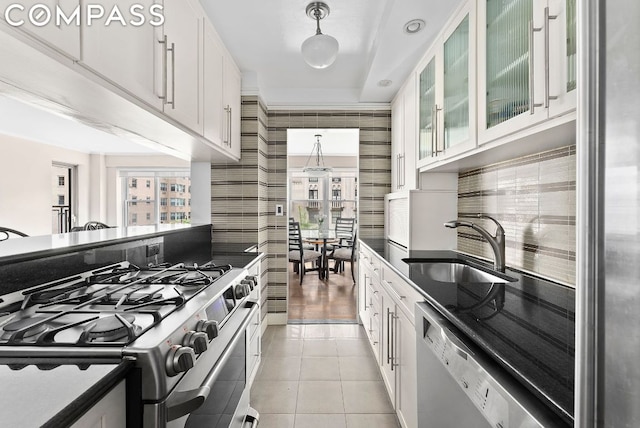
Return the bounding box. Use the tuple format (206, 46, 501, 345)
(444, 214, 506, 273)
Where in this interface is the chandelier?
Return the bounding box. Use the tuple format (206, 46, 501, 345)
(303, 134, 332, 176)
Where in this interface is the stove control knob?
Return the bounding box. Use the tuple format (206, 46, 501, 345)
(235, 283, 249, 299)
(183, 331, 208, 354)
(166, 345, 196, 377)
(241, 279, 254, 291)
(196, 320, 219, 340)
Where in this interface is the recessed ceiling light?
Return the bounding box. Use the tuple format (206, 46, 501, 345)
(378, 79, 392, 87)
(404, 19, 426, 34)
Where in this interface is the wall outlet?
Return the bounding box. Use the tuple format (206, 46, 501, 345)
(275, 204, 284, 216)
(146, 243, 160, 257)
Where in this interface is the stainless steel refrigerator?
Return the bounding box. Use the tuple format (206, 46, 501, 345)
(576, 1, 640, 426)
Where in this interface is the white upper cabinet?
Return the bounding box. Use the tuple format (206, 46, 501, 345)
(161, 0, 203, 134)
(222, 56, 241, 159)
(547, 0, 577, 117)
(203, 22, 241, 160)
(417, 1, 476, 168)
(203, 22, 224, 147)
(2, 0, 81, 59)
(80, 0, 163, 110)
(478, 0, 576, 144)
(391, 72, 418, 192)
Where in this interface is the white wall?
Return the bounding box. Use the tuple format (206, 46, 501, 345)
(0, 134, 91, 236)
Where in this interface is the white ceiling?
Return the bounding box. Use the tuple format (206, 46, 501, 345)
(0, 96, 160, 155)
(287, 129, 359, 156)
(200, 0, 463, 106)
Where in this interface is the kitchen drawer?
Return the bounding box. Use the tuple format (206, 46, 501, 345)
(381, 266, 422, 322)
(248, 325, 261, 383)
(360, 247, 382, 276)
(249, 305, 261, 341)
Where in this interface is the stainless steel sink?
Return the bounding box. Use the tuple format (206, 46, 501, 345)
(403, 260, 517, 284)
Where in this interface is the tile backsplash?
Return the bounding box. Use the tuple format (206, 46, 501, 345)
(456, 145, 576, 286)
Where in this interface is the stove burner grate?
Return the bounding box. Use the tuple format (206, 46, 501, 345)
(79, 314, 140, 343)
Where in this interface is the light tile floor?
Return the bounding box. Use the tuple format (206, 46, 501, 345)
(252, 324, 401, 428)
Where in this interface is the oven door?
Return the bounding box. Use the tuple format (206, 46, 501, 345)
(161, 301, 259, 428)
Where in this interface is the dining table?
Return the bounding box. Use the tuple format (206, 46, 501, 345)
(301, 229, 339, 280)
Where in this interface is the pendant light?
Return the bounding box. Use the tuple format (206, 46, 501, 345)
(301, 2, 339, 69)
(303, 134, 333, 176)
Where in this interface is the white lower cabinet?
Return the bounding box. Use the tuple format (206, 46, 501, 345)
(71, 380, 126, 428)
(358, 243, 418, 428)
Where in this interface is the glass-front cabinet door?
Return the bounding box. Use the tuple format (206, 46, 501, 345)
(478, 0, 577, 144)
(417, 1, 476, 168)
(548, 0, 577, 117)
(418, 56, 437, 163)
(442, 9, 476, 157)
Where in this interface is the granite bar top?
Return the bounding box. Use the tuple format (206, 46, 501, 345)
(360, 238, 575, 426)
(0, 224, 211, 264)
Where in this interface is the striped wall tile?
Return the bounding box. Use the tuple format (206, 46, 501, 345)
(457, 145, 576, 286)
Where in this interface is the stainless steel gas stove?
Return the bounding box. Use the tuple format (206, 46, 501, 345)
(0, 260, 261, 428)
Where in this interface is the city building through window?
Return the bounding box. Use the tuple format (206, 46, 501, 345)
(122, 172, 191, 226)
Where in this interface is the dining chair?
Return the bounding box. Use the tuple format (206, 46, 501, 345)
(327, 217, 355, 252)
(328, 229, 357, 284)
(0, 227, 28, 241)
(83, 221, 111, 230)
(288, 221, 322, 285)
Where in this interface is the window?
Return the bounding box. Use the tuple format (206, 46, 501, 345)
(332, 177, 342, 183)
(308, 177, 318, 183)
(57, 195, 65, 205)
(58, 176, 65, 186)
(309, 189, 318, 200)
(170, 212, 187, 221)
(122, 173, 190, 226)
(332, 189, 341, 200)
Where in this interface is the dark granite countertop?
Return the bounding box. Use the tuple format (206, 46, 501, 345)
(0, 359, 133, 427)
(360, 238, 575, 426)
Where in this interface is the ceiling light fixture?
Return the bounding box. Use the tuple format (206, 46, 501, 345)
(378, 79, 393, 87)
(303, 134, 333, 176)
(301, 2, 339, 69)
(404, 19, 426, 34)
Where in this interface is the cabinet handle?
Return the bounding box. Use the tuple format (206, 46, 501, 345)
(386, 307, 391, 365)
(389, 310, 396, 371)
(168, 41, 176, 109)
(399, 153, 406, 189)
(158, 36, 168, 104)
(224, 105, 232, 146)
(391, 312, 398, 370)
(430, 105, 436, 157)
(544, 6, 558, 108)
(228, 106, 233, 147)
(528, 20, 543, 114)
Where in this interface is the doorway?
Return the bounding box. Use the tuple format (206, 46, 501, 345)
(286, 129, 359, 323)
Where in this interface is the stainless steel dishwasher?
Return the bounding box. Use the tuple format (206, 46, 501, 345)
(415, 301, 563, 427)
